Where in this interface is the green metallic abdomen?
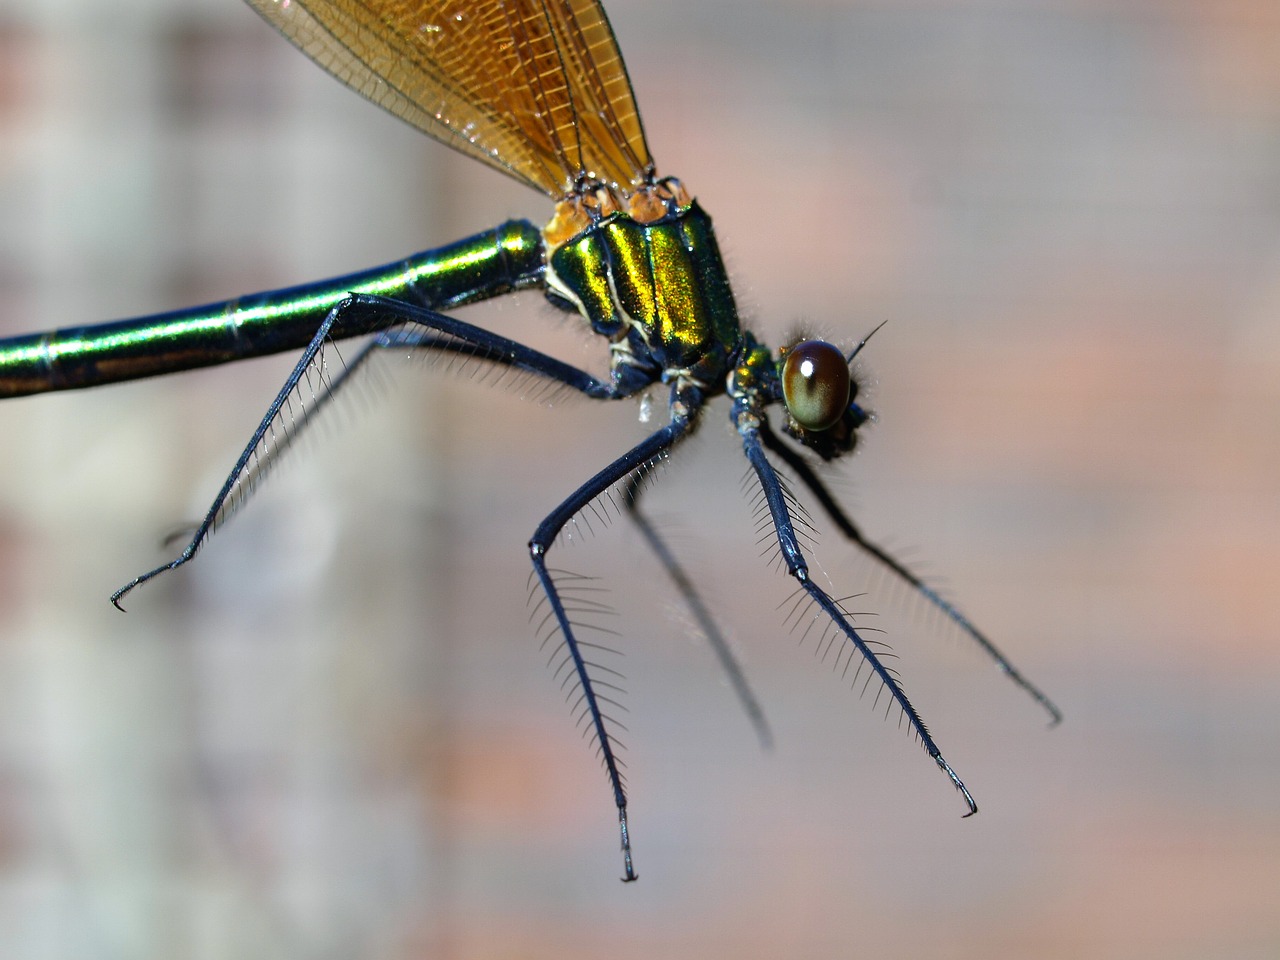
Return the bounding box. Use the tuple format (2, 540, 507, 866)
(0, 220, 545, 398)
(548, 201, 741, 386)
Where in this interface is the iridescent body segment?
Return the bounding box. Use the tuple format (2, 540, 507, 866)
(0, 221, 545, 397)
(548, 197, 742, 393)
(0, 200, 747, 408)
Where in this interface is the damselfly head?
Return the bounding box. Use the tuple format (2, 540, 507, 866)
(778, 339, 869, 461)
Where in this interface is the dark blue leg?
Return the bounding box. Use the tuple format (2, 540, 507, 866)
(759, 423, 1061, 725)
(111, 293, 632, 608)
(622, 470, 773, 749)
(529, 392, 702, 881)
(740, 425, 978, 817)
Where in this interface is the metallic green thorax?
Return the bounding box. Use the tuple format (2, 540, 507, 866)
(546, 201, 742, 391)
(0, 221, 545, 398)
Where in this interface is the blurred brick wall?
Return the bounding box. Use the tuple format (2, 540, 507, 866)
(1, 2, 1278, 958)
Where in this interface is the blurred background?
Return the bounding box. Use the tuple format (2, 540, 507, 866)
(1, 0, 1278, 957)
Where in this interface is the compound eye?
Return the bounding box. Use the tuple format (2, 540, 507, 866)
(782, 340, 851, 432)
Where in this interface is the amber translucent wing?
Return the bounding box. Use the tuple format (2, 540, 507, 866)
(244, 0, 652, 198)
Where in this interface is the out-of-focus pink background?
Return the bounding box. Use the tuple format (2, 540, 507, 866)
(1, 1, 1278, 957)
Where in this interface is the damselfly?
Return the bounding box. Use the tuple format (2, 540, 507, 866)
(0, 0, 1059, 881)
